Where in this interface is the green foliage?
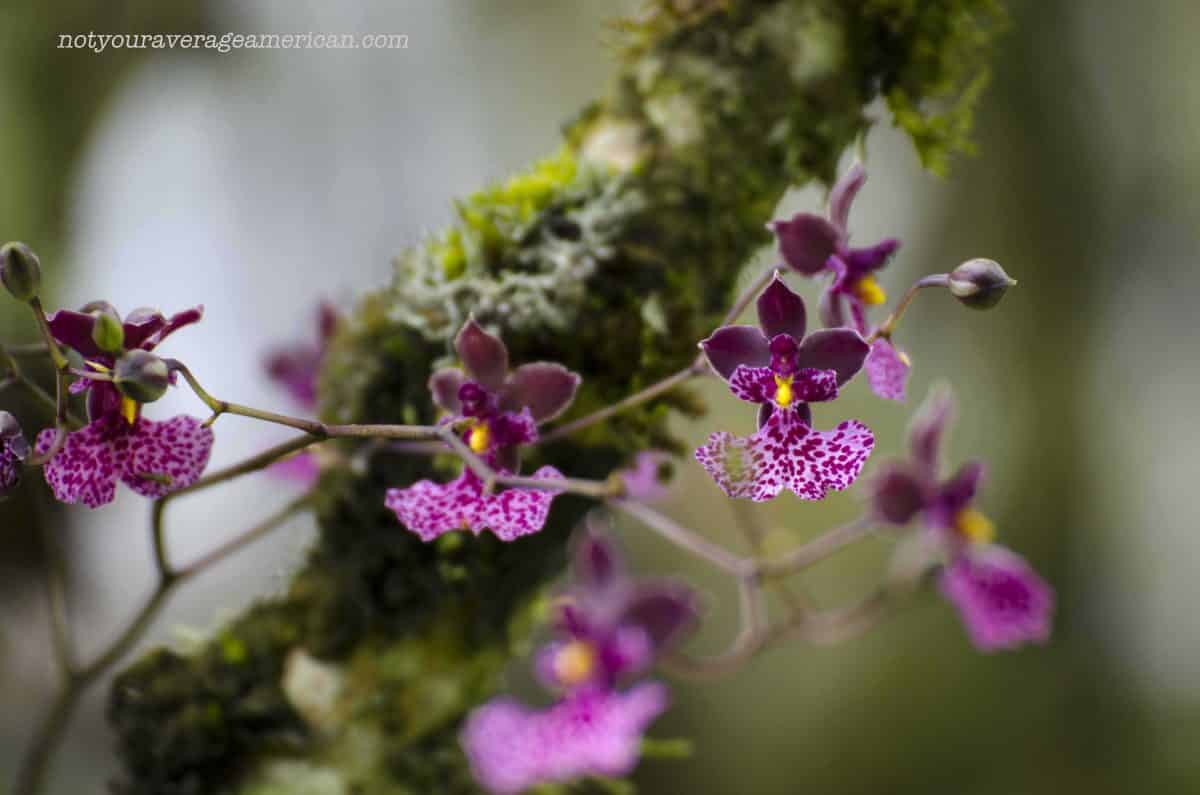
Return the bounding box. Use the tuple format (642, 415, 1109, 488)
(108, 1, 1006, 792)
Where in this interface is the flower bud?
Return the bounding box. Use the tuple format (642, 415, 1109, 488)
(948, 258, 1016, 309)
(1, 241, 42, 302)
(113, 350, 170, 403)
(91, 309, 126, 354)
(1, 411, 30, 497)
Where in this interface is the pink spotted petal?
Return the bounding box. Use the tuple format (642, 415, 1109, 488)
(37, 421, 120, 509)
(940, 546, 1054, 652)
(865, 338, 910, 401)
(695, 409, 874, 502)
(475, 465, 564, 541)
(118, 415, 214, 499)
(791, 367, 839, 403)
(461, 684, 668, 795)
(727, 365, 774, 404)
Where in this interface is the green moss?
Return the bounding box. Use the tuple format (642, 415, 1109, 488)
(109, 2, 1006, 792)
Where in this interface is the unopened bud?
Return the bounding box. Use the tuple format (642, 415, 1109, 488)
(948, 258, 1016, 310)
(114, 350, 170, 403)
(1, 242, 42, 302)
(1, 411, 29, 497)
(92, 310, 126, 354)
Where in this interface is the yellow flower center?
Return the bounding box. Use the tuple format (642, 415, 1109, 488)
(955, 508, 995, 545)
(120, 397, 139, 426)
(467, 422, 491, 454)
(553, 641, 598, 687)
(853, 275, 887, 306)
(773, 374, 795, 408)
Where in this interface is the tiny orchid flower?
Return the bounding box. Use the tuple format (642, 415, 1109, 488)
(769, 164, 912, 401)
(618, 450, 673, 502)
(870, 388, 1054, 651)
(462, 529, 695, 794)
(386, 319, 581, 542)
(264, 303, 340, 487)
(1, 411, 30, 498)
(36, 303, 213, 508)
(695, 275, 875, 502)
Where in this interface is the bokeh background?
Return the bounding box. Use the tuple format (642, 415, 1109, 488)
(2, 1, 1198, 793)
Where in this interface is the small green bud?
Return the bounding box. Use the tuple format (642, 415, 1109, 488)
(114, 350, 170, 403)
(1, 242, 42, 302)
(948, 258, 1016, 310)
(92, 310, 126, 354)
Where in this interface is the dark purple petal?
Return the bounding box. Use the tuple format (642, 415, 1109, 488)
(573, 531, 623, 591)
(490, 408, 538, 449)
(121, 308, 168, 349)
(455, 318, 509, 390)
(622, 585, 697, 651)
(700, 325, 769, 380)
(87, 382, 123, 422)
(795, 328, 870, 385)
(870, 463, 929, 525)
(769, 212, 839, 275)
(46, 310, 102, 357)
(428, 368, 466, 414)
(727, 365, 775, 405)
(755, 274, 806, 341)
(843, 238, 900, 276)
(757, 402, 774, 430)
(909, 386, 956, 475)
(791, 368, 839, 403)
(501, 362, 581, 422)
(865, 338, 910, 401)
(461, 684, 668, 795)
(458, 381, 499, 419)
(265, 346, 321, 409)
(940, 460, 985, 512)
(143, 305, 204, 350)
(317, 302, 339, 343)
(829, 163, 866, 233)
(119, 415, 215, 499)
(940, 545, 1054, 652)
(695, 409, 874, 502)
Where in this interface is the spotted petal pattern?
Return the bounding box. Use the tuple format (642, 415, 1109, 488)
(865, 338, 910, 401)
(940, 546, 1054, 652)
(462, 684, 668, 795)
(386, 466, 563, 542)
(695, 409, 873, 502)
(36, 414, 213, 508)
(728, 365, 838, 407)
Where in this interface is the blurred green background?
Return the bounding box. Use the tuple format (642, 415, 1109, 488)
(3, 1, 1199, 793)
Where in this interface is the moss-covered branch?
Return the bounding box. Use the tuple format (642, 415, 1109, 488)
(108, 2, 1004, 792)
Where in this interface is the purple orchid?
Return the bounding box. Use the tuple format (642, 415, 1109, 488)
(870, 388, 1054, 651)
(462, 529, 695, 793)
(264, 303, 340, 488)
(618, 450, 673, 502)
(695, 274, 875, 502)
(36, 303, 213, 508)
(769, 164, 912, 401)
(386, 318, 581, 542)
(1, 411, 30, 498)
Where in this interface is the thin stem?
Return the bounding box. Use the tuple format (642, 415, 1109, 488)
(758, 517, 876, 578)
(38, 521, 77, 676)
(663, 572, 767, 680)
(727, 499, 810, 612)
(6, 342, 49, 357)
(24, 299, 76, 465)
(12, 680, 83, 795)
(868, 273, 949, 342)
(609, 499, 751, 577)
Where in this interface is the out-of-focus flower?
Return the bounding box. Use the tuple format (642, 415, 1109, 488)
(1, 241, 42, 302)
(870, 387, 1054, 651)
(1, 411, 30, 498)
(387, 319, 580, 542)
(618, 450, 674, 502)
(696, 275, 874, 501)
(462, 529, 694, 793)
(947, 258, 1017, 310)
(37, 303, 212, 508)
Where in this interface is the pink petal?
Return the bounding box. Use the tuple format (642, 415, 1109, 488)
(267, 451, 321, 489)
(728, 365, 774, 404)
(865, 338, 910, 401)
(461, 684, 668, 794)
(940, 546, 1054, 652)
(791, 367, 839, 402)
(695, 409, 874, 502)
(118, 415, 215, 499)
(37, 421, 121, 509)
(474, 465, 564, 541)
(618, 450, 673, 502)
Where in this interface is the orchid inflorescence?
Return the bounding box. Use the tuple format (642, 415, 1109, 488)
(2, 165, 1044, 795)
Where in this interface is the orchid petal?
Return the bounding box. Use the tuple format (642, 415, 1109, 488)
(46, 309, 102, 358)
(428, 368, 466, 415)
(502, 362, 581, 422)
(795, 328, 870, 385)
(699, 325, 769, 380)
(940, 546, 1054, 652)
(455, 318, 508, 390)
(769, 212, 839, 275)
(828, 163, 866, 233)
(118, 415, 215, 499)
(865, 338, 910, 401)
(37, 420, 120, 509)
(755, 274, 806, 341)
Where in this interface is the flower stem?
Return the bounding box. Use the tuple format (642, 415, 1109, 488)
(868, 273, 949, 342)
(757, 517, 876, 578)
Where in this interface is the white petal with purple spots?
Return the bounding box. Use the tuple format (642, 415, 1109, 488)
(865, 338, 910, 401)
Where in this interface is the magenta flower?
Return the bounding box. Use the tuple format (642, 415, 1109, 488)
(769, 164, 911, 401)
(462, 530, 694, 793)
(618, 450, 673, 502)
(264, 303, 339, 487)
(386, 319, 580, 542)
(37, 304, 213, 508)
(696, 275, 875, 502)
(1, 411, 30, 498)
(870, 388, 1054, 651)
